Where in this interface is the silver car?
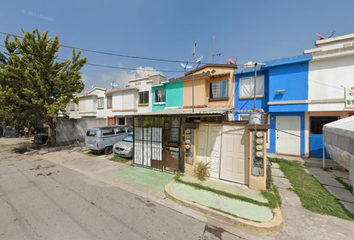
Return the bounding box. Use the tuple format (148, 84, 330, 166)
(113, 134, 133, 158)
(85, 126, 132, 154)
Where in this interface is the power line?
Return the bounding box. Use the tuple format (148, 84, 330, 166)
(0, 44, 185, 72)
(0, 31, 207, 65)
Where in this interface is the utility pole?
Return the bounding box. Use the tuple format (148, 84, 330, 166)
(192, 41, 197, 113)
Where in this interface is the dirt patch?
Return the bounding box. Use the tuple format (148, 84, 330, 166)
(30, 165, 41, 170)
(42, 164, 56, 169)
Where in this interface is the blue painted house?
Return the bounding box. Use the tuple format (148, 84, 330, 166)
(234, 54, 312, 157)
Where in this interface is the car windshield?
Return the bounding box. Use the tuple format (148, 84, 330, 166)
(123, 134, 133, 142)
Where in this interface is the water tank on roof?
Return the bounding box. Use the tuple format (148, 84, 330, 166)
(243, 61, 255, 68)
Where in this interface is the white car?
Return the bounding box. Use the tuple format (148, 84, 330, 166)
(113, 134, 133, 158)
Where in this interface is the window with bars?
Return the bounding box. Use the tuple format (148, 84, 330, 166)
(107, 96, 112, 108)
(240, 76, 264, 98)
(97, 98, 104, 108)
(155, 89, 166, 103)
(139, 91, 149, 104)
(210, 80, 229, 99)
(118, 118, 125, 125)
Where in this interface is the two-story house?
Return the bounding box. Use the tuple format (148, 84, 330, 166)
(67, 87, 107, 119)
(105, 74, 166, 126)
(304, 33, 354, 158)
(234, 32, 354, 159)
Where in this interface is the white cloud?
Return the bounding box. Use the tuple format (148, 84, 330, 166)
(82, 65, 164, 92)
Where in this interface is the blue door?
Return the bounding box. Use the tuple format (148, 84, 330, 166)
(309, 134, 331, 159)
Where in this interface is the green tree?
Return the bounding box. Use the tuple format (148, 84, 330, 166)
(0, 28, 87, 141)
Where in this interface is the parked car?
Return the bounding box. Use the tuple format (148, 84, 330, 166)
(85, 126, 132, 154)
(113, 134, 133, 158)
(34, 133, 49, 144)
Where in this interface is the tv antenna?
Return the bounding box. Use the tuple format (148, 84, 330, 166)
(212, 36, 221, 63)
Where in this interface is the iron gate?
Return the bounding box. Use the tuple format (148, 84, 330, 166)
(134, 127, 163, 170)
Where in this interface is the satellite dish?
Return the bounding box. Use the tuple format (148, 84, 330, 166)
(181, 63, 192, 69)
(227, 57, 234, 64)
(110, 81, 118, 89)
(145, 70, 151, 77)
(91, 85, 95, 89)
(196, 56, 203, 64)
(316, 33, 325, 40)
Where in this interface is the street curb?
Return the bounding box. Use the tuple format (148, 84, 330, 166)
(164, 179, 283, 235)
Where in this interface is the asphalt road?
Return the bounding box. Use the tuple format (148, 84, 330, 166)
(0, 141, 245, 240)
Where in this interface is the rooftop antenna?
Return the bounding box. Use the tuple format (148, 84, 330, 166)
(212, 36, 221, 63)
(180, 41, 198, 113)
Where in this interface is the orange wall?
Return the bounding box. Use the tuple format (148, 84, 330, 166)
(183, 78, 206, 107)
(182, 67, 235, 108)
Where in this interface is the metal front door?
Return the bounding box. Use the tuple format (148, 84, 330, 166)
(220, 125, 248, 184)
(134, 127, 163, 170)
(276, 116, 301, 156)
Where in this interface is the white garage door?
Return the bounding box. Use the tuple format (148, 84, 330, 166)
(276, 116, 301, 156)
(220, 125, 248, 184)
(196, 124, 221, 179)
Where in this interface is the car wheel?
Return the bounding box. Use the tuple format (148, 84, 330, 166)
(104, 146, 113, 155)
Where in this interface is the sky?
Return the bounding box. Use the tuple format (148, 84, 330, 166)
(1, 0, 354, 93)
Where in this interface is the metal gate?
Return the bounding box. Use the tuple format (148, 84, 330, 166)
(134, 127, 163, 170)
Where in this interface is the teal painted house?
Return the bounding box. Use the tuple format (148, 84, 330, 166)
(152, 81, 184, 111)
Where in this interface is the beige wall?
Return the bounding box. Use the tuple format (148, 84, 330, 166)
(183, 78, 206, 107)
(182, 66, 235, 108)
(304, 111, 353, 157)
(206, 75, 235, 108)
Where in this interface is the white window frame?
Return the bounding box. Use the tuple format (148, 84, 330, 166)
(210, 80, 229, 99)
(69, 101, 75, 111)
(107, 95, 112, 107)
(155, 89, 166, 104)
(97, 97, 104, 108)
(240, 75, 265, 99)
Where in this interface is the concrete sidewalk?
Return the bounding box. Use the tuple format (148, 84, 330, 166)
(306, 167, 354, 214)
(165, 175, 283, 234)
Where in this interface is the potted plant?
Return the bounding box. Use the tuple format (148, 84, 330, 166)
(193, 161, 211, 182)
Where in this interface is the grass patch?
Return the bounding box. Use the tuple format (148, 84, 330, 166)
(270, 158, 354, 221)
(109, 155, 130, 163)
(210, 207, 262, 223)
(335, 177, 354, 194)
(174, 175, 279, 209)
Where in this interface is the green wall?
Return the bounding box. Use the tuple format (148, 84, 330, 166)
(152, 85, 166, 112)
(152, 81, 183, 112)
